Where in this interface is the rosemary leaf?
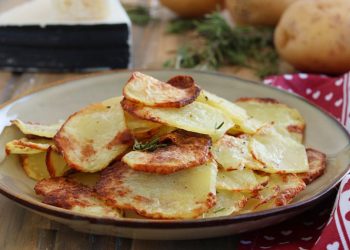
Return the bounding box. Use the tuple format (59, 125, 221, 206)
(133, 138, 169, 152)
(215, 121, 225, 130)
(125, 6, 152, 26)
(166, 19, 197, 34)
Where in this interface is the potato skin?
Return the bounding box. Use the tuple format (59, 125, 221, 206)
(275, 0, 350, 74)
(226, 0, 297, 26)
(160, 0, 223, 18)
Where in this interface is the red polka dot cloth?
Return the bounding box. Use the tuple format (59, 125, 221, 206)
(237, 73, 350, 250)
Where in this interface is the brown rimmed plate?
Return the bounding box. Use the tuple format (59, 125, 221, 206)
(0, 70, 349, 240)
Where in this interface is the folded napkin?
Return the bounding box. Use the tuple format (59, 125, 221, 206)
(238, 72, 350, 250)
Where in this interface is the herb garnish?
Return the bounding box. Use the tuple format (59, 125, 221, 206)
(133, 138, 169, 152)
(166, 19, 197, 34)
(214, 207, 225, 213)
(164, 12, 279, 78)
(215, 121, 225, 130)
(125, 5, 152, 26)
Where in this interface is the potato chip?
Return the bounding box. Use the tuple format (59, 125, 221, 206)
(121, 98, 233, 141)
(123, 131, 211, 174)
(46, 146, 71, 177)
(242, 173, 306, 212)
(54, 97, 133, 173)
(249, 126, 308, 173)
(217, 169, 269, 192)
(96, 161, 217, 219)
(236, 98, 305, 142)
(298, 148, 326, 184)
(35, 177, 122, 218)
(5, 138, 52, 155)
(211, 134, 264, 171)
(11, 119, 63, 138)
(20, 153, 50, 181)
(203, 190, 248, 218)
(197, 91, 262, 134)
(123, 72, 200, 108)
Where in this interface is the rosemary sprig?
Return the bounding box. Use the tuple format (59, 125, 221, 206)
(166, 19, 197, 34)
(125, 6, 152, 26)
(215, 121, 225, 130)
(214, 207, 225, 213)
(164, 12, 279, 78)
(132, 138, 169, 152)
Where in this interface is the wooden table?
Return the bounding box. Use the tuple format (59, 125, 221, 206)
(0, 1, 266, 250)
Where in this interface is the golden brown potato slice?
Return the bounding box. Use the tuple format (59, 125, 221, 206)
(46, 146, 71, 177)
(96, 161, 217, 219)
(54, 97, 133, 173)
(211, 134, 264, 171)
(298, 148, 326, 185)
(5, 138, 52, 155)
(203, 190, 248, 218)
(11, 119, 63, 138)
(20, 153, 50, 181)
(123, 72, 200, 108)
(35, 177, 122, 218)
(217, 169, 269, 192)
(242, 174, 306, 212)
(122, 131, 212, 174)
(235, 98, 305, 143)
(124, 112, 162, 140)
(249, 126, 308, 173)
(121, 98, 233, 141)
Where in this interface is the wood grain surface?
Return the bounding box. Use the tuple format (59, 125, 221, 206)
(0, 1, 266, 249)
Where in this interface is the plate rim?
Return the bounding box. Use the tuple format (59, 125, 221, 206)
(0, 69, 349, 229)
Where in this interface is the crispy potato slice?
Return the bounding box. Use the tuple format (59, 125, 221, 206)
(54, 97, 133, 173)
(96, 161, 217, 219)
(46, 146, 71, 177)
(123, 72, 200, 108)
(20, 153, 50, 181)
(203, 190, 248, 218)
(197, 91, 262, 134)
(11, 119, 63, 138)
(121, 99, 233, 141)
(122, 131, 212, 174)
(5, 138, 52, 155)
(298, 148, 326, 184)
(235, 98, 305, 143)
(241, 174, 306, 212)
(249, 126, 308, 173)
(211, 134, 264, 171)
(35, 177, 122, 218)
(217, 169, 269, 192)
(124, 112, 162, 140)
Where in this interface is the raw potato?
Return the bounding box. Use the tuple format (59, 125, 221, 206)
(122, 99, 233, 141)
(160, 0, 223, 18)
(235, 98, 305, 143)
(226, 0, 297, 26)
(122, 131, 212, 174)
(123, 72, 200, 108)
(35, 177, 122, 218)
(21, 153, 50, 181)
(54, 97, 133, 173)
(96, 161, 217, 219)
(11, 119, 63, 138)
(203, 190, 247, 218)
(275, 0, 350, 74)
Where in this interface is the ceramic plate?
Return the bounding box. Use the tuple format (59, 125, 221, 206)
(0, 70, 349, 240)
